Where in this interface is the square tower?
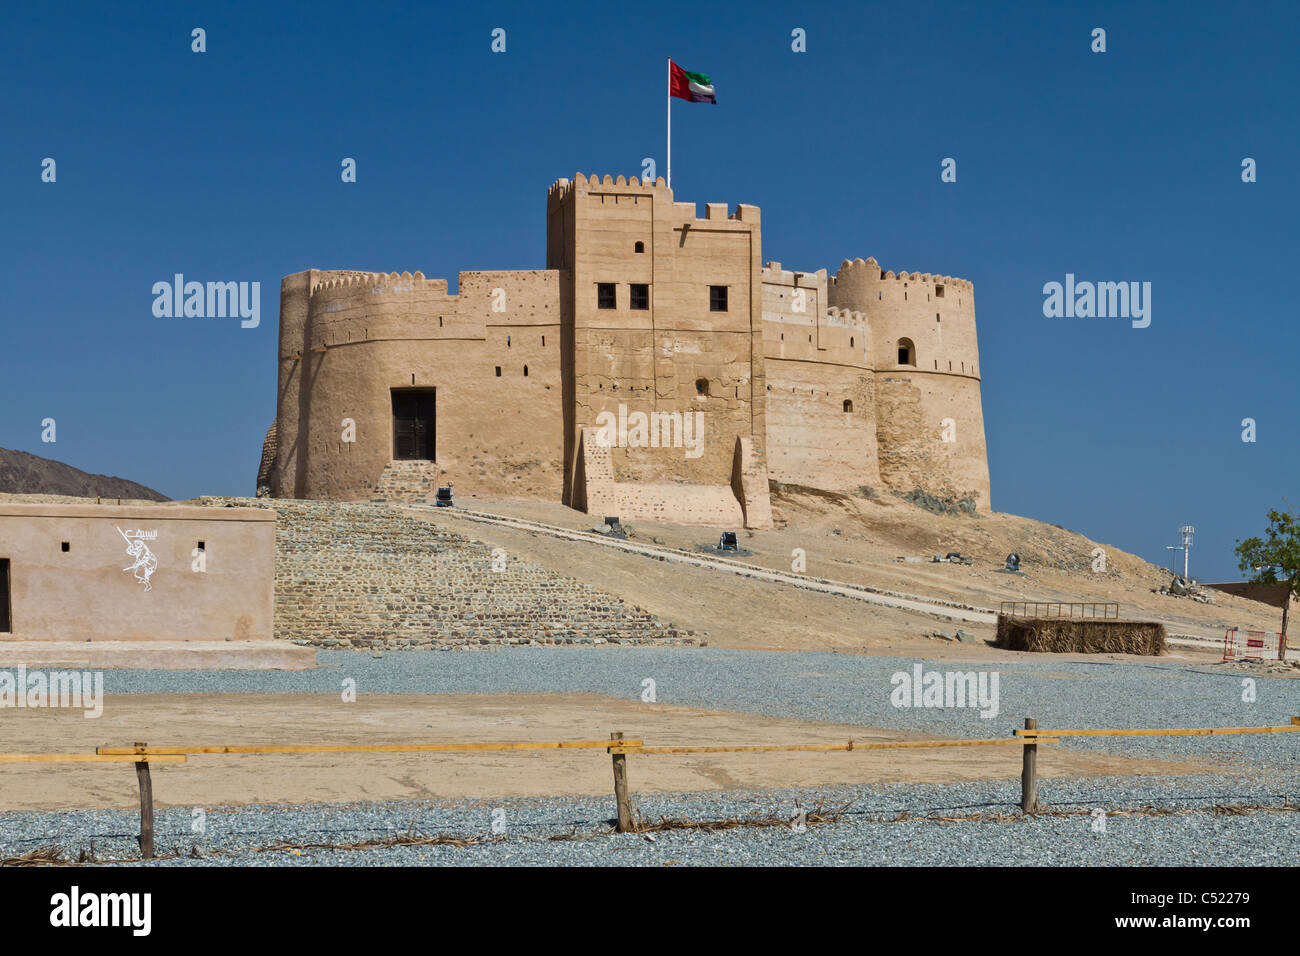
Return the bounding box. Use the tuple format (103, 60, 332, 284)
(547, 174, 770, 526)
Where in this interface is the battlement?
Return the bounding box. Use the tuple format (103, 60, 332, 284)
(825, 305, 868, 331)
(672, 200, 759, 226)
(548, 173, 673, 207)
(833, 257, 972, 292)
(761, 262, 827, 286)
(550, 173, 757, 228)
(309, 271, 449, 299)
(762, 264, 866, 333)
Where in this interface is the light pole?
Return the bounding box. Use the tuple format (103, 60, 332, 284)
(1165, 525, 1195, 582)
(1179, 525, 1194, 581)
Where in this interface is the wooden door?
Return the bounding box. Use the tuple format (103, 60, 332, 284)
(392, 390, 436, 460)
(0, 559, 10, 633)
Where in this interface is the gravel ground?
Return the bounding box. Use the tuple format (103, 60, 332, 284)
(93, 648, 1300, 764)
(2, 774, 1296, 866)
(7, 649, 1296, 866)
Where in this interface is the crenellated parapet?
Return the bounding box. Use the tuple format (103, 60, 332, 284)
(550, 173, 759, 228)
(300, 270, 463, 353)
(825, 305, 868, 331)
(829, 256, 980, 380)
(832, 256, 972, 293)
(309, 270, 447, 299)
(548, 173, 674, 208)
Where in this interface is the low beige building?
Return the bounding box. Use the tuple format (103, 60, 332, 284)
(0, 503, 275, 642)
(1206, 580, 1296, 633)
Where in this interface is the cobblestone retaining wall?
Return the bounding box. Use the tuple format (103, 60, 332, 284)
(195, 497, 693, 649)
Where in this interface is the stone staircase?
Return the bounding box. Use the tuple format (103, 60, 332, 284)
(371, 460, 443, 503)
(195, 497, 693, 650)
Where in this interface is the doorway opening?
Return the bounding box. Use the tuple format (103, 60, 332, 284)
(0, 559, 10, 633)
(392, 389, 436, 460)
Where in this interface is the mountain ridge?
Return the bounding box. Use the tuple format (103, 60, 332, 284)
(0, 447, 167, 501)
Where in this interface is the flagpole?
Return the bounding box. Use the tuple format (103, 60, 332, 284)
(666, 57, 672, 190)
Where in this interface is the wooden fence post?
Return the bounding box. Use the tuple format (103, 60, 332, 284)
(610, 732, 632, 833)
(134, 742, 154, 859)
(1020, 719, 1038, 813)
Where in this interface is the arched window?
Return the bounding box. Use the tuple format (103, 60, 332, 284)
(897, 338, 916, 366)
(843, 399, 853, 413)
(695, 378, 709, 397)
(523, 365, 529, 377)
(634, 241, 645, 253)
(850, 337, 854, 348)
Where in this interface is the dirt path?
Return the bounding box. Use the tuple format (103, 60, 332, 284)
(403, 505, 1237, 667)
(429, 491, 1284, 647)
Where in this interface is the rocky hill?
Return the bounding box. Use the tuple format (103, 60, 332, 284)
(0, 447, 167, 501)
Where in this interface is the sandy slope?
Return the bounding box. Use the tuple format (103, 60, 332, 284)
(413, 486, 1286, 658)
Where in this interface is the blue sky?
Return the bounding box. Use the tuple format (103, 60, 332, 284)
(2, 0, 1295, 581)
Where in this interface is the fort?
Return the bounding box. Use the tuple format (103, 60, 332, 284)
(262, 174, 991, 526)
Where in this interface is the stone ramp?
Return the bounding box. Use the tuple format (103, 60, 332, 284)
(197, 498, 693, 650)
(419, 504, 997, 625)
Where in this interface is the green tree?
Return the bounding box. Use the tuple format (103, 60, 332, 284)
(1235, 508, 1300, 654)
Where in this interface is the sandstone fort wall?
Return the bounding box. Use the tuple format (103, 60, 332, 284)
(761, 264, 880, 490)
(275, 269, 565, 503)
(268, 175, 992, 522)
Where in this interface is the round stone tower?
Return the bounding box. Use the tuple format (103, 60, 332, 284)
(828, 257, 990, 508)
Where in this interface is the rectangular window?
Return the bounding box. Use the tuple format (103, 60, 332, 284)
(935, 285, 945, 298)
(630, 284, 649, 310)
(597, 283, 617, 309)
(709, 285, 728, 312)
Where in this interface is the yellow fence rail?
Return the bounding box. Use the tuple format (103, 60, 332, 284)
(1016, 724, 1300, 738)
(97, 740, 636, 756)
(1, 718, 1294, 858)
(608, 738, 1056, 755)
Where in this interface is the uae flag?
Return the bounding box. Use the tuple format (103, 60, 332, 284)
(669, 61, 716, 103)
